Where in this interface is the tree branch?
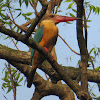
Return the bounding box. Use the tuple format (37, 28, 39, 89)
(38, 0, 47, 6)
(0, 44, 30, 65)
(8, 60, 74, 100)
(77, 0, 89, 96)
(0, 24, 90, 99)
(1, 44, 100, 83)
(24, 4, 48, 40)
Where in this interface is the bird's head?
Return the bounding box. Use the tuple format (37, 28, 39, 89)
(41, 14, 81, 24)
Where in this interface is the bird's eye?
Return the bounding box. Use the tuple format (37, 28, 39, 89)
(50, 15, 54, 18)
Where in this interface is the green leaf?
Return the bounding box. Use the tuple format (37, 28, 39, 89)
(90, 5, 94, 10)
(89, 48, 94, 54)
(67, 3, 73, 9)
(15, 8, 21, 11)
(2, 83, 7, 88)
(5, 71, 9, 78)
(69, 13, 75, 17)
(58, 10, 62, 12)
(12, 70, 17, 76)
(26, 12, 33, 16)
(95, 66, 100, 70)
(2, 77, 10, 82)
(6, 0, 9, 3)
(16, 83, 21, 86)
(84, 2, 90, 5)
(72, 9, 77, 12)
(93, 6, 96, 13)
(18, 77, 23, 83)
(7, 87, 11, 93)
(95, 7, 100, 14)
(65, 0, 71, 2)
(98, 48, 100, 53)
(24, 0, 29, 7)
(19, 0, 22, 7)
(31, 0, 34, 4)
(15, 73, 20, 81)
(87, 20, 92, 22)
(97, 96, 100, 99)
(94, 50, 96, 56)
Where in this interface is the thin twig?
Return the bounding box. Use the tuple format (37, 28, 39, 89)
(8, 63, 16, 100)
(10, 37, 19, 50)
(8, 3, 14, 22)
(7, 14, 27, 32)
(83, 9, 94, 69)
(29, 0, 38, 15)
(58, 34, 80, 55)
(87, 9, 91, 20)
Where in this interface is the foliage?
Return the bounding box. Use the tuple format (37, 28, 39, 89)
(89, 47, 100, 70)
(2, 64, 24, 94)
(0, 0, 100, 99)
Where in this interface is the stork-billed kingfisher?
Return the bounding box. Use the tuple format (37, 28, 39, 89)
(27, 14, 79, 88)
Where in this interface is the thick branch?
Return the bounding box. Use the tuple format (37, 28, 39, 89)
(24, 4, 48, 40)
(0, 44, 30, 65)
(0, 25, 89, 99)
(8, 60, 74, 100)
(1, 44, 100, 83)
(39, 0, 47, 6)
(77, 0, 89, 96)
(32, 74, 75, 100)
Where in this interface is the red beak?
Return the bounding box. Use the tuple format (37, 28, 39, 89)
(54, 15, 81, 23)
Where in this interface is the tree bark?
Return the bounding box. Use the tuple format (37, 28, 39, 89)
(77, 0, 89, 94)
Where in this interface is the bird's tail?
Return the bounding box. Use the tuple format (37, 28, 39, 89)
(27, 68, 36, 88)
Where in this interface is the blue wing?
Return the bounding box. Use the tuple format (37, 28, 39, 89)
(31, 25, 44, 63)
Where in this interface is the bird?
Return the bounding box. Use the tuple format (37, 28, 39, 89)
(27, 14, 80, 88)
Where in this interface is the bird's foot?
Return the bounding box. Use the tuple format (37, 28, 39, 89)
(44, 47, 48, 52)
(51, 55, 55, 61)
(44, 47, 55, 61)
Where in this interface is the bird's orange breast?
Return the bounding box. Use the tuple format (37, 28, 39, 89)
(39, 20, 58, 52)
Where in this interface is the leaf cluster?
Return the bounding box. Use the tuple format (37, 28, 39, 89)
(2, 64, 24, 94)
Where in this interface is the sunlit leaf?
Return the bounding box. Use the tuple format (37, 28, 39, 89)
(15, 73, 20, 81)
(89, 48, 94, 54)
(18, 77, 23, 83)
(67, 3, 73, 9)
(70, 13, 75, 17)
(94, 51, 96, 56)
(72, 9, 77, 12)
(7, 87, 11, 93)
(19, 0, 22, 7)
(95, 66, 100, 70)
(87, 20, 92, 22)
(24, 0, 29, 7)
(65, 0, 71, 2)
(31, 0, 34, 4)
(2, 83, 7, 88)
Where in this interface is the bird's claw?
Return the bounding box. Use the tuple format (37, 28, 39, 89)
(44, 47, 48, 52)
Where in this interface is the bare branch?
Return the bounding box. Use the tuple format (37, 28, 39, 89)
(77, 0, 90, 99)
(8, 63, 16, 100)
(29, 0, 38, 16)
(58, 34, 80, 55)
(38, 0, 47, 6)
